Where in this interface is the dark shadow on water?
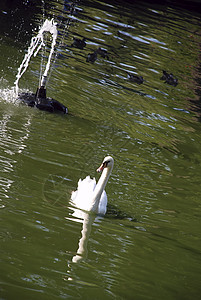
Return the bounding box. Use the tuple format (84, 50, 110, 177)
(151, 231, 201, 256)
(106, 203, 138, 222)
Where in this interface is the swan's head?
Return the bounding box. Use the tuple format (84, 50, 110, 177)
(97, 156, 114, 173)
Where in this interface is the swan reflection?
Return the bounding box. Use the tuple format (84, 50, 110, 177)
(70, 207, 95, 263)
(67, 205, 103, 263)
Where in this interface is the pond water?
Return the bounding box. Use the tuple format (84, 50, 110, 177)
(1, 0, 201, 299)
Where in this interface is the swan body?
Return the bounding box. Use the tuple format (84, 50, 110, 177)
(71, 156, 114, 215)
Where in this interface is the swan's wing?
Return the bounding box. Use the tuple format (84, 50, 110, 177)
(71, 190, 78, 201)
(98, 190, 107, 215)
(71, 176, 96, 210)
(76, 176, 96, 193)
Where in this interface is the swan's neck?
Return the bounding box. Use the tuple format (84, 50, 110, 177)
(90, 166, 112, 212)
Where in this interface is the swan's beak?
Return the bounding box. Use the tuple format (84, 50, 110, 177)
(97, 163, 104, 173)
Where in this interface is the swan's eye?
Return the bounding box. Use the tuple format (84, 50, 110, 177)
(103, 160, 110, 167)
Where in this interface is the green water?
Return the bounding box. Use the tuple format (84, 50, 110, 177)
(1, 0, 201, 299)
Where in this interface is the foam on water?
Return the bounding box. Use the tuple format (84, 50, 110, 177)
(0, 86, 18, 104)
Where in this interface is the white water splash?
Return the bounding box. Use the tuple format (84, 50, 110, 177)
(0, 86, 18, 104)
(14, 18, 58, 95)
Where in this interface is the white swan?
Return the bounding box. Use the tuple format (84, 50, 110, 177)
(71, 156, 114, 215)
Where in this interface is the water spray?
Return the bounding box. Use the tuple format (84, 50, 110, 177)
(15, 19, 56, 94)
(15, 18, 68, 114)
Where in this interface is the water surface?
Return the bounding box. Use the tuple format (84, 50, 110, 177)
(1, 0, 201, 299)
